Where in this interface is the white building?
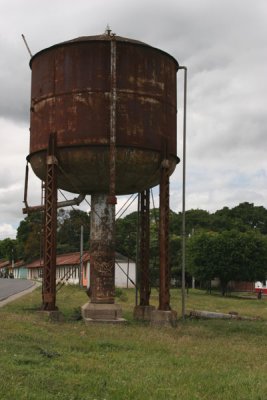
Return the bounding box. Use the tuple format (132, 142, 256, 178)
(27, 251, 136, 289)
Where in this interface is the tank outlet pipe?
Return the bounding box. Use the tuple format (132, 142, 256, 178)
(22, 193, 86, 214)
(23, 162, 29, 206)
(179, 66, 187, 320)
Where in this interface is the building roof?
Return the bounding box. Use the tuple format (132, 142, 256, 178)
(27, 251, 90, 269)
(115, 252, 134, 263)
(0, 251, 134, 270)
(14, 260, 25, 268)
(1, 259, 36, 269)
(0, 260, 9, 269)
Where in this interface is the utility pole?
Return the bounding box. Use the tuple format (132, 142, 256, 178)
(80, 225, 84, 287)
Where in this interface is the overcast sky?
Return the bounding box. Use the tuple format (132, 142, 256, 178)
(0, 0, 267, 239)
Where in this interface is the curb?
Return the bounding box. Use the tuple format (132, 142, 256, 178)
(0, 281, 41, 308)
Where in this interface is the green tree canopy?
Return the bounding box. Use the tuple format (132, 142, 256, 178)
(188, 230, 267, 294)
(115, 208, 183, 285)
(211, 202, 267, 233)
(115, 211, 138, 260)
(170, 209, 211, 236)
(16, 212, 43, 262)
(57, 209, 90, 254)
(11, 201, 267, 291)
(16, 209, 90, 261)
(0, 238, 17, 262)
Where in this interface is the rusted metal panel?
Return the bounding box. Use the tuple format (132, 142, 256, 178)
(31, 50, 55, 100)
(116, 42, 177, 155)
(54, 43, 110, 94)
(31, 42, 110, 96)
(29, 35, 178, 195)
(116, 95, 176, 152)
(29, 147, 177, 195)
(30, 93, 110, 153)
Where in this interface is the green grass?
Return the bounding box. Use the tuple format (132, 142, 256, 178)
(1, 286, 267, 399)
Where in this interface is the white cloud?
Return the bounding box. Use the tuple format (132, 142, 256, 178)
(0, 223, 16, 240)
(0, 0, 267, 235)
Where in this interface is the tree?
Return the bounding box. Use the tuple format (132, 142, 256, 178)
(187, 232, 216, 288)
(0, 238, 17, 262)
(211, 203, 267, 234)
(188, 230, 267, 295)
(230, 202, 267, 234)
(16, 212, 43, 262)
(115, 211, 138, 260)
(57, 209, 90, 254)
(116, 208, 184, 286)
(16, 209, 90, 261)
(210, 207, 241, 232)
(169, 233, 182, 284)
(13, 202, 267, 287)
(170, 209, 211, 236)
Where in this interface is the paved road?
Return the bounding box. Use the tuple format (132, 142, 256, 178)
(0, 278, 36, 302)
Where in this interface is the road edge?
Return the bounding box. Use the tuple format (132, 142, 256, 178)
(0, 281, 41, 308)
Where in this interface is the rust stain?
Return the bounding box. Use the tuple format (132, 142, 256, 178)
(29, 35, 178, 195)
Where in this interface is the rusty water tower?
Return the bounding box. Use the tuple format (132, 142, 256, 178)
(27, 29, 179, 322)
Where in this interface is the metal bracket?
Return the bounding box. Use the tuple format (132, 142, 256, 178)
(22, 160, 85, 215)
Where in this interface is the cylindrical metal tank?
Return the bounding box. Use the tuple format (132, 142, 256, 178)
(28, 33, 179, 195)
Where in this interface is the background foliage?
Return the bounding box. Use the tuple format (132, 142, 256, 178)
(1, 202, 267, 290)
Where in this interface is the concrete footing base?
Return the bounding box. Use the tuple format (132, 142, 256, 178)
(133, 305, 156, 321)
(150, 309, 177, 327)
(81, 302, 126, 324)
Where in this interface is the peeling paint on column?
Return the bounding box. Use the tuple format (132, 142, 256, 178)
(90, 194, 115, 304)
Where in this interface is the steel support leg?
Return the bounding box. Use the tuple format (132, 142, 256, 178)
(139, 189, 150, 306)
(159, 161, 171, 311)
(42, 133, 58, 311)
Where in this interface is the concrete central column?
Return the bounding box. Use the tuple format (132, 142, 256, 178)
(81, 193, 124, 323)
(90, 193, 115, 304)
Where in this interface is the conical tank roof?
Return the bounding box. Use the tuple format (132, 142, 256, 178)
(30, 30, 178, 68)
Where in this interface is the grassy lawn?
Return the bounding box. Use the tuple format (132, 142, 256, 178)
(1, 286, 267, 400)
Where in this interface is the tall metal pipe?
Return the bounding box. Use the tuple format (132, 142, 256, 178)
(179, 66, 187, 320)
